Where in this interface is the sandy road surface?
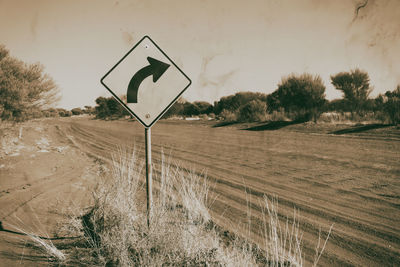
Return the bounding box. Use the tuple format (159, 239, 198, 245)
(61, 118, 400, 266)
(1, 117, 400, 266)
(0, 119, 98, 266)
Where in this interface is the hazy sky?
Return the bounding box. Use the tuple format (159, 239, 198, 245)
(1, 0, 399, 109)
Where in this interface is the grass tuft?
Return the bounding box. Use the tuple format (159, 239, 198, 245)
(17, 147, 331, 266)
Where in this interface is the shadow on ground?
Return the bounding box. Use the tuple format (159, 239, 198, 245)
(0, 225, 86, 265)
(212, 121, 240, 128)
(0, 221, 78, 241)
(330, 124, 392, 135)
(243, 120, 304, 131)
(0, 250, 51, 265)
(0, 237, 57, 265)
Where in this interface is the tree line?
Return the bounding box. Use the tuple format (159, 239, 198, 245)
(1, 43, 399, 124)
(93, 68, 399, 125)
(93, 69, 398, 124)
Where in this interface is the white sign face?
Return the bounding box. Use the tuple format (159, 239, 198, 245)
(101, 36, 191, 128)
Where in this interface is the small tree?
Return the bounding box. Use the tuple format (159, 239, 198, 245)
(330, 69, 372, 115)
(270, 73, 326, 121)
(0, 44, 60, 121)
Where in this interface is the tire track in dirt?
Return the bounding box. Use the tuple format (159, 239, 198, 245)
(62, 119, 400, 266)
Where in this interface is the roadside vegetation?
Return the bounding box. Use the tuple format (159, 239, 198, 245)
(0, 44, 60, 122)
(19, 149, 331, 266)
(0, 44, 96, 122)
(93, 70, 400, 125)
(1, 43, 398, 125)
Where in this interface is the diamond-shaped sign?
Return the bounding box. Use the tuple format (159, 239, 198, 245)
(100, 36, 191, 128)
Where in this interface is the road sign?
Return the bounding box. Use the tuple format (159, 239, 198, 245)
(100, 36, 191, 227)
(100, 36, 191, 128)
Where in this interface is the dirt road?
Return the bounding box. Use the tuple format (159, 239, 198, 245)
(0, 119, 97, 266)
(1, 117, 399, 266)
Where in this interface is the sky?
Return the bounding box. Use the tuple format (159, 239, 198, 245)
(1, 0, 399, 109)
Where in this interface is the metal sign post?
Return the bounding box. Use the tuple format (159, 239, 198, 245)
(100, 36, 191, 228)
(145, 127, 152, 228)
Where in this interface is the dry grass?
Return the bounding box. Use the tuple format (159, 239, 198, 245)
(19, 147, 332, 266)
(2, 211, 66, 264)
(261, 196, 303, 266)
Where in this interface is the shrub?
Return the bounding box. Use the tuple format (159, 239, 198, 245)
(383, 86, 400, 125)
(219, 109, 237, 122)
(83, 105, 95, 115)
(269, 73, 326, 122)
(95, 96, 128, 119)
(238, 99, 267, 122)
(162, 101, 184, 118)
(183, 102, 200, 116)
(71, 107, 83, 116)
(214, 92, 267, 115)
(43, 108, 59, 117)
(193, 101, 213, 114)
(56, 108, 69, 117)
(266, 109, 288, 121)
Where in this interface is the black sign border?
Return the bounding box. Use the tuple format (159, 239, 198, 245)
(100, 35, 192, 128)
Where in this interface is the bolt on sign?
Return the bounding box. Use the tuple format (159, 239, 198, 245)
(100, 36, 191, 128)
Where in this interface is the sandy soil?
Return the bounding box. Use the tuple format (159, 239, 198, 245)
(1, 117, 399, 266)
(0, 118, 98, 266)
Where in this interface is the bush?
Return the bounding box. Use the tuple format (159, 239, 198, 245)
(219, 109, 237, 122)
(71, 108, 83, 115)
(266, 109, 288, 121)
(162, 102, 184, 119)
(183, 102, 200, 116)
(56, 108, 70, 117)
(238, 99, 267, 122)
(71, 107, 83, 116)
(43, 108, 59, 118)
(83, 106, 95, 115)
(192, 101, 213, 114)
(268, 73, 326, 122)
(383, 86, 400, 124)
(324, 99, 351, 113)
(214, 92, 267, 115)
(162, 100, 213, 119)
(95, 96, 128, 119)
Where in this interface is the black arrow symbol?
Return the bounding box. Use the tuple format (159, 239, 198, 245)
(127, 57, 170, 103)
